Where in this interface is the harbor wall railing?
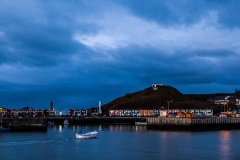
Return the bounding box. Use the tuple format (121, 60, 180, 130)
(147, 117, 240, 130)
(147, 117, 240, 125)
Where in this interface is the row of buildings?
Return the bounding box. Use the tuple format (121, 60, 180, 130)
(207, 89, 240, 111)
(0, 101, 102, 118)
(109, 109, 214, 118)
(1, 106, 240, 118)
(1, 107, 214, 118)
(0, 107, 89, 118)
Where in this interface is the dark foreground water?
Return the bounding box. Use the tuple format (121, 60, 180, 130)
(1, 125, 240, 160)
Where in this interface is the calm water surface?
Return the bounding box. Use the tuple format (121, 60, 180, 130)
(0, 125, 240, 160)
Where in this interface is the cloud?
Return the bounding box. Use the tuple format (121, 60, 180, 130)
(1, 0, 240, 109)
(0, 0, 81, 67)
(73, 9, 240, 57)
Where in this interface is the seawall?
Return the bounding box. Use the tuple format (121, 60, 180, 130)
(47, 117, 146, 125)
(2, 118, 47, 132)
(147, 117, 240, 131)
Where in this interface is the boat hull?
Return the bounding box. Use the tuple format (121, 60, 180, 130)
(75, 131, 98, 139)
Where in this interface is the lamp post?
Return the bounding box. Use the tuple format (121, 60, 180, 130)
(167, 100, 173, 115)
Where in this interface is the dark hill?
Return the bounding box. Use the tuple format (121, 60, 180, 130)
(102, 85, 217, 113)
(186, 93, 230, 102)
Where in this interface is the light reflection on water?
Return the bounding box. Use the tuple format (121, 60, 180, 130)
(219, 131, 231, 159)
(108, 125, 147, 132)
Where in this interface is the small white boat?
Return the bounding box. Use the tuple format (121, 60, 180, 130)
(75, 131, 98, 139)
(135, 122, 147, 126)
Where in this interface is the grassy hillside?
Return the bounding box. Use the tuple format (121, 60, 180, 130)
(102, 85, 220, 114)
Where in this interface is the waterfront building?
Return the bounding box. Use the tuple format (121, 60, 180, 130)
(36, 109, 44, 117)
(115, 110, 123, 116)
(18, 107, 36, 118)
(123, 110, 130, 116)
(153, 110, 160, 116)
(135, 110, 140, 116)
(48, 109, 56, 116)
(130, 110, 136, 116)
(74, 109, 81, 116)
(90, 107, 99, 116)
(0, 107, 11, 118)
(0, 107, 2, 123)
(214, 96, 230, 105)
(56, 110, 67, 116)
(189, 109, 195, 114)
(68, 109, 74, 116)
(80, 109, 87, 116)
(11, 109, 18, 118)
(236, 99, 240, 108)
(147, 110, 154, 116)
(109, 110, 114, 116)
(159, 110, 167, 117)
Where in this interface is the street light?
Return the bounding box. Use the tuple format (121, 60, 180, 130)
(167, 100, 173, 115)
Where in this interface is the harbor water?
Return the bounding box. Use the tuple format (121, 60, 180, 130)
(1, 125, 240, 160)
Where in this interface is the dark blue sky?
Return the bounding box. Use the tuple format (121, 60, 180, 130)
(1, 0, 240, 109)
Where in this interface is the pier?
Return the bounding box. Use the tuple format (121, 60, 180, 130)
(2, 117, 146, 126)
(47, 116, 146, 125)
(147, 117, 240, 131)
(2, 118, 47, 132)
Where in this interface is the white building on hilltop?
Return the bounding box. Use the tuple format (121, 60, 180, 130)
(152, 84, 163, 90)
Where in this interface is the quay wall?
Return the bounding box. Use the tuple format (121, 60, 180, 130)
(147, 117, 240, 131)
(48, 117, 146, 125)
(2, 118, 47, 132)
(2, 118, 46, 125)
(2, 117, 146, 125)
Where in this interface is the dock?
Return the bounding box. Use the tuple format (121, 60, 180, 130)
(47, 116, 146, 125)
(2, 117, 146, 126)
(147, 117, 240, 131)
(2, 118, 47, 132)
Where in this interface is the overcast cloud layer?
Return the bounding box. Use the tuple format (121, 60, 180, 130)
(1, 0, 240, 109)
